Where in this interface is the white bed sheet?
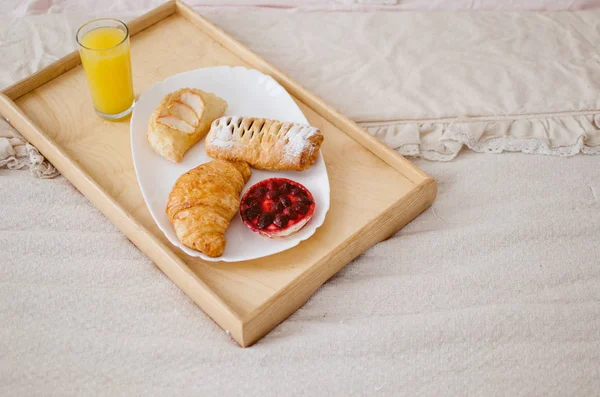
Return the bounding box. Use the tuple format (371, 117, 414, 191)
(2, 0, 600, 16)
(1, 4, 600, 396)
(3, 8, 599, 161)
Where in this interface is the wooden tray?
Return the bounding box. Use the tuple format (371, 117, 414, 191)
(0, 1, 437, 347)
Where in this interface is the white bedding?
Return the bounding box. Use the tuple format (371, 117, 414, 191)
(2, 0, 599, 16)
(1, 3, 600, 396)
(3, 9, 599, 162)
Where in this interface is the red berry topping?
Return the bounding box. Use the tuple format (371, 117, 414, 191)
(265, 190, 279, 200)
(292, 202, 309, 215)
(245, 196, 258, 205)
(278, 196, 291, 207)
(282, 207, 298, 220)
(257, 213, 274, 229)
(279, 182, 291, 194)
(273, 214, 289, 228)
(239, 178, 316, 238)
(244, 206, 261, 220)
(266, 180, 278, 192)
(251, 186, 267, 198)
(271, 201, 285, 213)
(298, 196, 313, 206)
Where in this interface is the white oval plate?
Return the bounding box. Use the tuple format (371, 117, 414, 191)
(130, 66, 330, 262)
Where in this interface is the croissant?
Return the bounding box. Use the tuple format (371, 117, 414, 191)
(205, 116, 324, 171)
(166, 160, 251, 257)
(147, 88, 228, 163)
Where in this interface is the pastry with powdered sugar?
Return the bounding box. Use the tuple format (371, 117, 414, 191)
(205, 116, 324, 171)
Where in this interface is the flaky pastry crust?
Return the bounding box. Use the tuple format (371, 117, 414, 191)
(205, 116, 323, 171)
(166, 160, 251, 257)
(147, 88, 227, 163)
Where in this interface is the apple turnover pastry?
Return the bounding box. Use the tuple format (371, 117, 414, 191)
(147, 88, 227, 163)
(166, 160, 251, 257)
(205, 116, 324, 171)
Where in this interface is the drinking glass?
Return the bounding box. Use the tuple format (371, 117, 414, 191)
(76, 18, 135, 120)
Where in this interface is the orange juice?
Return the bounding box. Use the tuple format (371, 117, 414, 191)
(78, 22, 134, 118)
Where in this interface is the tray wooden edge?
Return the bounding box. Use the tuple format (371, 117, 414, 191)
(240, 177, 437, 347)
(0, 1, 438, 347)
(4, 0, 430, 186)
(174, 0, 429, 185)
(3, 1, 178, 102)
(0, 93, 246, 344)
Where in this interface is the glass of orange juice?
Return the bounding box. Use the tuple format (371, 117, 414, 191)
(76, 19, 134, 120)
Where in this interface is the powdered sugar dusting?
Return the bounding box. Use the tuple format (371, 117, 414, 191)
(282, 123, 319, 163)
(208, 116, 238, 150)
(208, 116, 320, 161)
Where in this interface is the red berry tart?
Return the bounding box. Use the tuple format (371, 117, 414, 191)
(240, 178, 316, 238)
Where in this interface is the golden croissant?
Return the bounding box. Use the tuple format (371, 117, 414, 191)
(166, 160, 251, 257)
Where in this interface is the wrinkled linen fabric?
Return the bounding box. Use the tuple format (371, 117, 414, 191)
(1, 0, 599, 16)
(2, 8, 600, 166)
(2, 4, 600, 397)
(213, 10, 600, 160)
(0, 118, 58, 178)
(2, 140, 600, 397)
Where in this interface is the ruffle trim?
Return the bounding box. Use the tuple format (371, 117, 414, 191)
(0, 118, 59, 178)
(2, 112, 599, 174)
(361, 113, 600, 161)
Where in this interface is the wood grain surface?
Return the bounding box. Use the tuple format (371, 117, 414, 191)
(0, 1, 436, 346)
